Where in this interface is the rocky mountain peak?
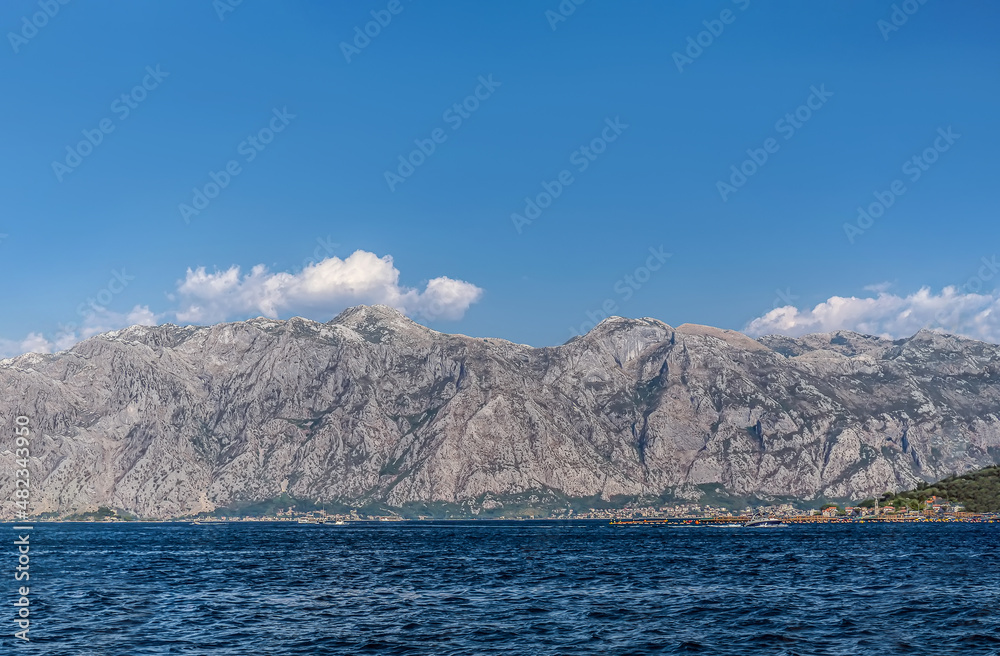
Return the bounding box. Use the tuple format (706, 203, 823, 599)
(328, 304, 432, 345)
(584, 315, 673, 339)
(332, 304, 423, 329)
(759, 330, 893, 358)
(675, 323, 771, 352)
(566, 316, 674, 367)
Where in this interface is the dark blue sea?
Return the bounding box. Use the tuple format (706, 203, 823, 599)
(3, 521, 999, 655)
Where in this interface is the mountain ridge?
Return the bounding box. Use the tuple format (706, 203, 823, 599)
(2, 306, 998, 518)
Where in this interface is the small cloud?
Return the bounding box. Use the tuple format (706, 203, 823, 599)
(862, 281, 893, 294)
(19, 333, 53, 354)
(0, 305, 160, 358)
(0, 249, 482, 359)
(175, 250, 482, 323)
(745, 287, 1000, 342)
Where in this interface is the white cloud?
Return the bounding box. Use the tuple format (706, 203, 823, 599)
(79, 305, 159, 340)
(18, 333, 55, 355)
(0, 250, 483, 359)
(745, 286, 1000, 342)
(0, 306, 159, 358)
(862, 281, 893, 294)
(175, 250, 483, 323)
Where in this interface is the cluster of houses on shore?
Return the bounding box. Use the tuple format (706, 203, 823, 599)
(823, 496, 965, 517)
(574, 496, 971, 521)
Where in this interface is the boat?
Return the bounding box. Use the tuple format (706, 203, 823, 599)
(296, 518, 326, 524)
(191, 520, 228, 526)
(745, 517, 788, 528)
(333, 519, 346, 525)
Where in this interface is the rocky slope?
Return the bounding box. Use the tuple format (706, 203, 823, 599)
(1, 306, 999, 517)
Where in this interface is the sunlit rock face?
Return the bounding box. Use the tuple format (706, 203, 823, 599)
(2, 306, 998, 517)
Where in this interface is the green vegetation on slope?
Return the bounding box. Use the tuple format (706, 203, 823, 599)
(862, 465, 1000, 513)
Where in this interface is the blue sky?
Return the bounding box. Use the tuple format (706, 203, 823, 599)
(2, 0, 999, 354)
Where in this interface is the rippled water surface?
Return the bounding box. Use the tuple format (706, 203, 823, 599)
(6, 521, 1000, 655)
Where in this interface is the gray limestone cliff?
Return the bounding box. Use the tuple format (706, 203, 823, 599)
(1, 305, 998, 517)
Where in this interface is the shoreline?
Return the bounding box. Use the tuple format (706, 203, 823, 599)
(611, 514, 999, 525)
(2, 514, 997, 525)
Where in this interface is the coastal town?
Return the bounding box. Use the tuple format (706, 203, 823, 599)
(603, 496, 998, 525)
(572, 496, 971, 521)
(37, 494, 997, 524)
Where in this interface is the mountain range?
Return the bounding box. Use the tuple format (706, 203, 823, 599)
(2, 305, 999, 518)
